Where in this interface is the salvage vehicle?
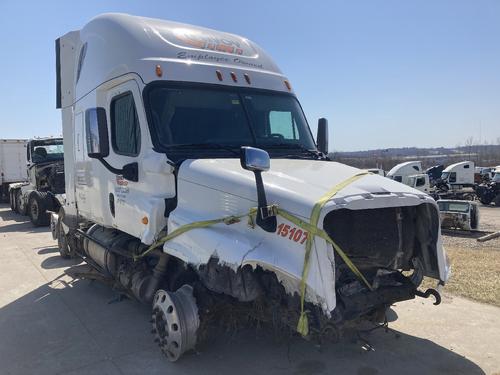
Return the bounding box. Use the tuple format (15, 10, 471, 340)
(475, 171, 500, 206)
(406, 173, 430, 194)
(386, 161, 422, 184)
(0, 139, 27, 202)
(439, 161, 475, 189)
(425, 164, 444, 187)
(9, 137, 64, 225)
(53, 13, 450, 361)
(437, 199, 479, 231)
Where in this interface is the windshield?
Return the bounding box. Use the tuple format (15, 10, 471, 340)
(441, 172, 449, 180)
(438, 201, 469, 213)
(493, 173, 500, 182)
(31, 140, 64, 163)
(146, 85, 317, 157)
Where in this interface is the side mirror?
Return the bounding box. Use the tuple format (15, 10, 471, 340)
(240, 146, 270, 172)
(316, 118, 329, 155)
(240, 147, 277, 233)
(85, 107, 109, 158)
(122, 162, 139, 182)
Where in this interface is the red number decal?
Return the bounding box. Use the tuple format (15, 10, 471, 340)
(281, 224, 290, 237)
(275, 223, 308, 245)
(293, 229, 303, 242)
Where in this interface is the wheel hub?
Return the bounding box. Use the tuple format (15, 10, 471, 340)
(151, 285, 199, 362)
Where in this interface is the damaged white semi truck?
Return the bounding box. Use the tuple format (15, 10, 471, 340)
(54, 13, 450, 361)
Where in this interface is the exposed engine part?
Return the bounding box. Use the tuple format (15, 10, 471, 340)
(409, 257, 424, 286)
(196, 258, 263, 302)
(152, 285, 199, 362)
(324, 203, 440, 282)
(415, 288, 441, 305)
(34, 160, 65, 194)
(80, 224, 168, 303)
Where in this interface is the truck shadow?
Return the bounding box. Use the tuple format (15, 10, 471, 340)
(0, 272, 486, 375)
(0, 204, 50, 234)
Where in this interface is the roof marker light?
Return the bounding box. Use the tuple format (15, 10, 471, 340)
(244, 73, 251, 84)
(155, 65, 163, 77)
(230, 72, 238, 82)
(216, 70, 223, 81)
(284, 80, 292, 91)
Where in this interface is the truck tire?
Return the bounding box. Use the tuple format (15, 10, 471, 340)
(494, 194, 500, 207)
(28, 192, 50, 226)
(57, 218, 72, 259)
(9, 189, 16, 211)
(479, 197, 492, 205)
(16, 189, 27, 215)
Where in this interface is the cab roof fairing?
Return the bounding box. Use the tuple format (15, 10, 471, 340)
(73, 13, 290, 103)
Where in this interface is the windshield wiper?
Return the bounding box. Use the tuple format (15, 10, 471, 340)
(266, 143, 324, 159)
(166, 143, 241, 156)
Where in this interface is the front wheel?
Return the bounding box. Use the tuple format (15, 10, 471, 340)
(28, 192, 50, 226)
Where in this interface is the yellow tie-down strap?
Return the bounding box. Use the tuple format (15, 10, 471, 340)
(135, 171, 372, 336)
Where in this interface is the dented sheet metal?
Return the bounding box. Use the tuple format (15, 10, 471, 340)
(161, 158, 450, 315)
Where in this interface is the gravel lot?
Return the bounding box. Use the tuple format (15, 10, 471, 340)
(1, 204, 500, 374)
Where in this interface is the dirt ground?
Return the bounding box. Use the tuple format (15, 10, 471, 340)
(1, 203, 500, 374)
(439, 205, 500, 306)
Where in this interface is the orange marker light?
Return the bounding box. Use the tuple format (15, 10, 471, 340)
(142, 216, 149, 225)
(155, 65, 163, 77)
(230, 72, 237, 82)
(216, 70, 223, 81)
(244, 73, 251, 84)
(284, 80, 292, 91)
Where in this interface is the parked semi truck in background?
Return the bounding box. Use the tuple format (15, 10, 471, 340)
(386, 161, 430, 193)
(0, 139, 27, 201)
(9, 137, 65, 225)
(53, 14, 449, 361)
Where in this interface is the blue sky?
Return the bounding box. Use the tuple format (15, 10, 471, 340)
(0, 0, 499, 151)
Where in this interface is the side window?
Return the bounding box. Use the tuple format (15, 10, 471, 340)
(269, 111, 297, 140)
(111, 92, 141, 156)
(416, 177, 425, 187)
(394, 176, 403, 182)
(464, 164, 470, 169)
(449, 172, 457, 183)
(85, 108, 109, 158)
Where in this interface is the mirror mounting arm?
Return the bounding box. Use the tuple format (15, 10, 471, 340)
(97, 158, 139, 182)
(240, 146, 277, 233)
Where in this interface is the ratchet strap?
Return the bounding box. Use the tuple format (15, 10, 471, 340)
(135, 171, 372, 337)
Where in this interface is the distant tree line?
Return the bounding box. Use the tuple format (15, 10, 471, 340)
(329, 138, 500, 171)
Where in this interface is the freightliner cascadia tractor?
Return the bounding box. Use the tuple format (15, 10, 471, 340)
(9, 137, 64, 226)
(54, 14, 450, 361)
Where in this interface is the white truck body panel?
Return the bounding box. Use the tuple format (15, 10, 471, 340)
(441, 161, 475, 186)
(0, 140, 27, 184)
(166, 158, 447, 312)
(407, 173, 430, 193)
(386, 161, 422, 185)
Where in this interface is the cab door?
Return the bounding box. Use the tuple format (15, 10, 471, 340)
(103, 80, 144, 235)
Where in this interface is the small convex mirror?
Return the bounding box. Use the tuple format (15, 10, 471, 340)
(240, 146, 270, 172)
(85, 107, 109, 158)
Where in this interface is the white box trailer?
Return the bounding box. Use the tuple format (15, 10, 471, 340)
(0, 139, 28, 200)
(53, 13, 449, 361)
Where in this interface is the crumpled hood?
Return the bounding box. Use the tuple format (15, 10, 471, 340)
(177, 158, 433, 219)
